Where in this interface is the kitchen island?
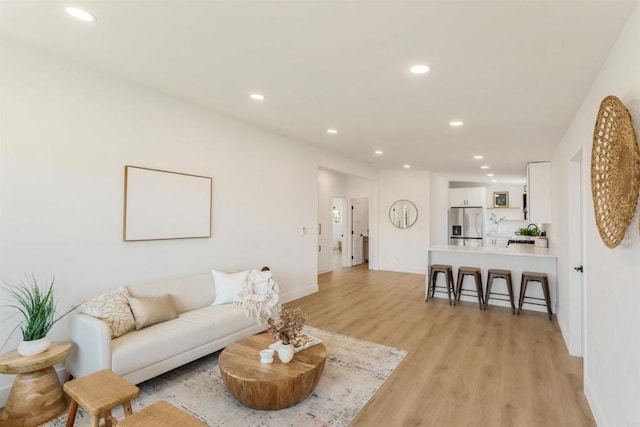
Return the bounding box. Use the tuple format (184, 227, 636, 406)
(428, 245, 557, 314)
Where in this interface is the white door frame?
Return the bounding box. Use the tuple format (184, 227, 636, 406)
(568, 149, 585, 356)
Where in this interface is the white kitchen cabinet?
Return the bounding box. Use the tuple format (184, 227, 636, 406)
(527, 162, 552, 224)
(449, 187, 486, 207)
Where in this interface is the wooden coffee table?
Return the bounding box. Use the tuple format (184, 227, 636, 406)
(219, 333, 326, 410)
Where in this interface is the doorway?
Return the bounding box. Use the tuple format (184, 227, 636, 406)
(332, 197, 346, 268)
(568, 149, 585, 356)
(351, 198, 369, 266)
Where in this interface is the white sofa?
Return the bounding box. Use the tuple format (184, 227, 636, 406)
(65, 271, 268, 384)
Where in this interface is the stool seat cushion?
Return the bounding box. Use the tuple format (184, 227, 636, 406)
(430, 264, 452, 270)
(522, 271, 548, 278)
(487, 269, 511, 275)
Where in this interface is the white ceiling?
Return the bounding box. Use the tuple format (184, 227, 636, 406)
(1, 1, 636, 183)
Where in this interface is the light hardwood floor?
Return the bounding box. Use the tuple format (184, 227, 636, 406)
(292, 264, 595, 426)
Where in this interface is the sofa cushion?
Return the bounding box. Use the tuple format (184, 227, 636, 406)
(128, 294, 178, 330)
(77, 286, 135, 338)
(211, 269, 249, 305)
(111, 304, 257, 376)
(127, 273, 214, 313)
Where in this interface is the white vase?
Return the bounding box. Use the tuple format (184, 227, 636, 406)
(17, 337, 51, 357)
(277, 343, 294, 363)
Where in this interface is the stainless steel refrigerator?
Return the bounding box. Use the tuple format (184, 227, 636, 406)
(449, 207, 484, 246)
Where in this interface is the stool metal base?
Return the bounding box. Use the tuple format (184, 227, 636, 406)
(456, 267, 485, 310)
(517, 271, 552, 320)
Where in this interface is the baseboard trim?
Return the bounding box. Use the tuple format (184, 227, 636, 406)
(584, 374, 606, 426)
(378, 264, 426, 274)
(280, 283, 318, 303)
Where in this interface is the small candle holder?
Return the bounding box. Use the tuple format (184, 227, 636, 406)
(259, 349, 274, 364)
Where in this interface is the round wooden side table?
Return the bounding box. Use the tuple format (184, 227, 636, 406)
(219, 333, 326, 410)
(0, 341, 72, 426)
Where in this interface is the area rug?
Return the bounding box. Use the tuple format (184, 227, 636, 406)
(46, 326, 407, 426)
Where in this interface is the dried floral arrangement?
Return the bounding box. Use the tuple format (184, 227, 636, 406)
(266, 305, 305, 345)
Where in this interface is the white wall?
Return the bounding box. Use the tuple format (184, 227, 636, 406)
(378, 170, 430, 273)
(0, 40, 375, 402)
(551, 3, 640, 425)
(429, 173, 449, 246)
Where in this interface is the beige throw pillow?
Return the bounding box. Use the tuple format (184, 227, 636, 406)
(128, 294, 178, 330)
(78, 286, 135, 338)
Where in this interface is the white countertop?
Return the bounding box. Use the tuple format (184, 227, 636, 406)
(429, 244, 556, 258)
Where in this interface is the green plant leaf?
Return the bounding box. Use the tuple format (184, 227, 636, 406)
(1, 275, 78, 348)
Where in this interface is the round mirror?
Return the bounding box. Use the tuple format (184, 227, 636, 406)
(389, 200, 418, 228)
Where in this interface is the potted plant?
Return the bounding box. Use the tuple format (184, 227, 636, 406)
(514, 224, 540, 239)
(2, 275, 76, 356)
(266, 305, 305, 363)
(489, 213, 506, 235)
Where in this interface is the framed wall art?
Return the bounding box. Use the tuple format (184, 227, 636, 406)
(123, 165, 212, 241)
(493, 191, 509, 208)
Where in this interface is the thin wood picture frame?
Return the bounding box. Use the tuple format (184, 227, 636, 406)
(123, 165, 212, 241)
(493, 191, 509, 208)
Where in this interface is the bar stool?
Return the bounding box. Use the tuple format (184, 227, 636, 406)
(455, 266, 485, 310)
(426, 264, 456, 305)
(517, 271, 552, 320)
(485, 269, 515, 314)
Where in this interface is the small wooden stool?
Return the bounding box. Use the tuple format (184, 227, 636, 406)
(485, 269, 515, 314)
(517, 271, 552, 320)
(456, 266, 485, 310)
(116, 400, 207, 427)
(63, 369, 140, 427)
(426, 264, 456, 305)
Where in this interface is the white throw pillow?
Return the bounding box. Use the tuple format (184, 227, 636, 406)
(211, 269, 249, 305)
(78, 286, 135, 338)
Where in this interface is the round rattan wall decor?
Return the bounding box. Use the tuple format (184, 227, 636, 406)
(591, 95, 640, 248)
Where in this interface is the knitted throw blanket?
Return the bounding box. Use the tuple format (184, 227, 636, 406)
(234, 269, 280, 322)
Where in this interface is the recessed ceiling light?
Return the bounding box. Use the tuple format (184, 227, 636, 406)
(449, 121, 464, 127)
(487, 173, 494, 177)
(375, 150, 383, 155)
(327, 129, 338, 134)
(473, 155, 483, 160)
(403, 164, 411, 169)
(480, 165, 489, 169)
(250, 93, 265, 101)
(491, 179, 498, 183)
(410, 65, 430, 74)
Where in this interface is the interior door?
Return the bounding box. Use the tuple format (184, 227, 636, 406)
(351, 198, 368, 266)
(569, 151, 584, 356)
